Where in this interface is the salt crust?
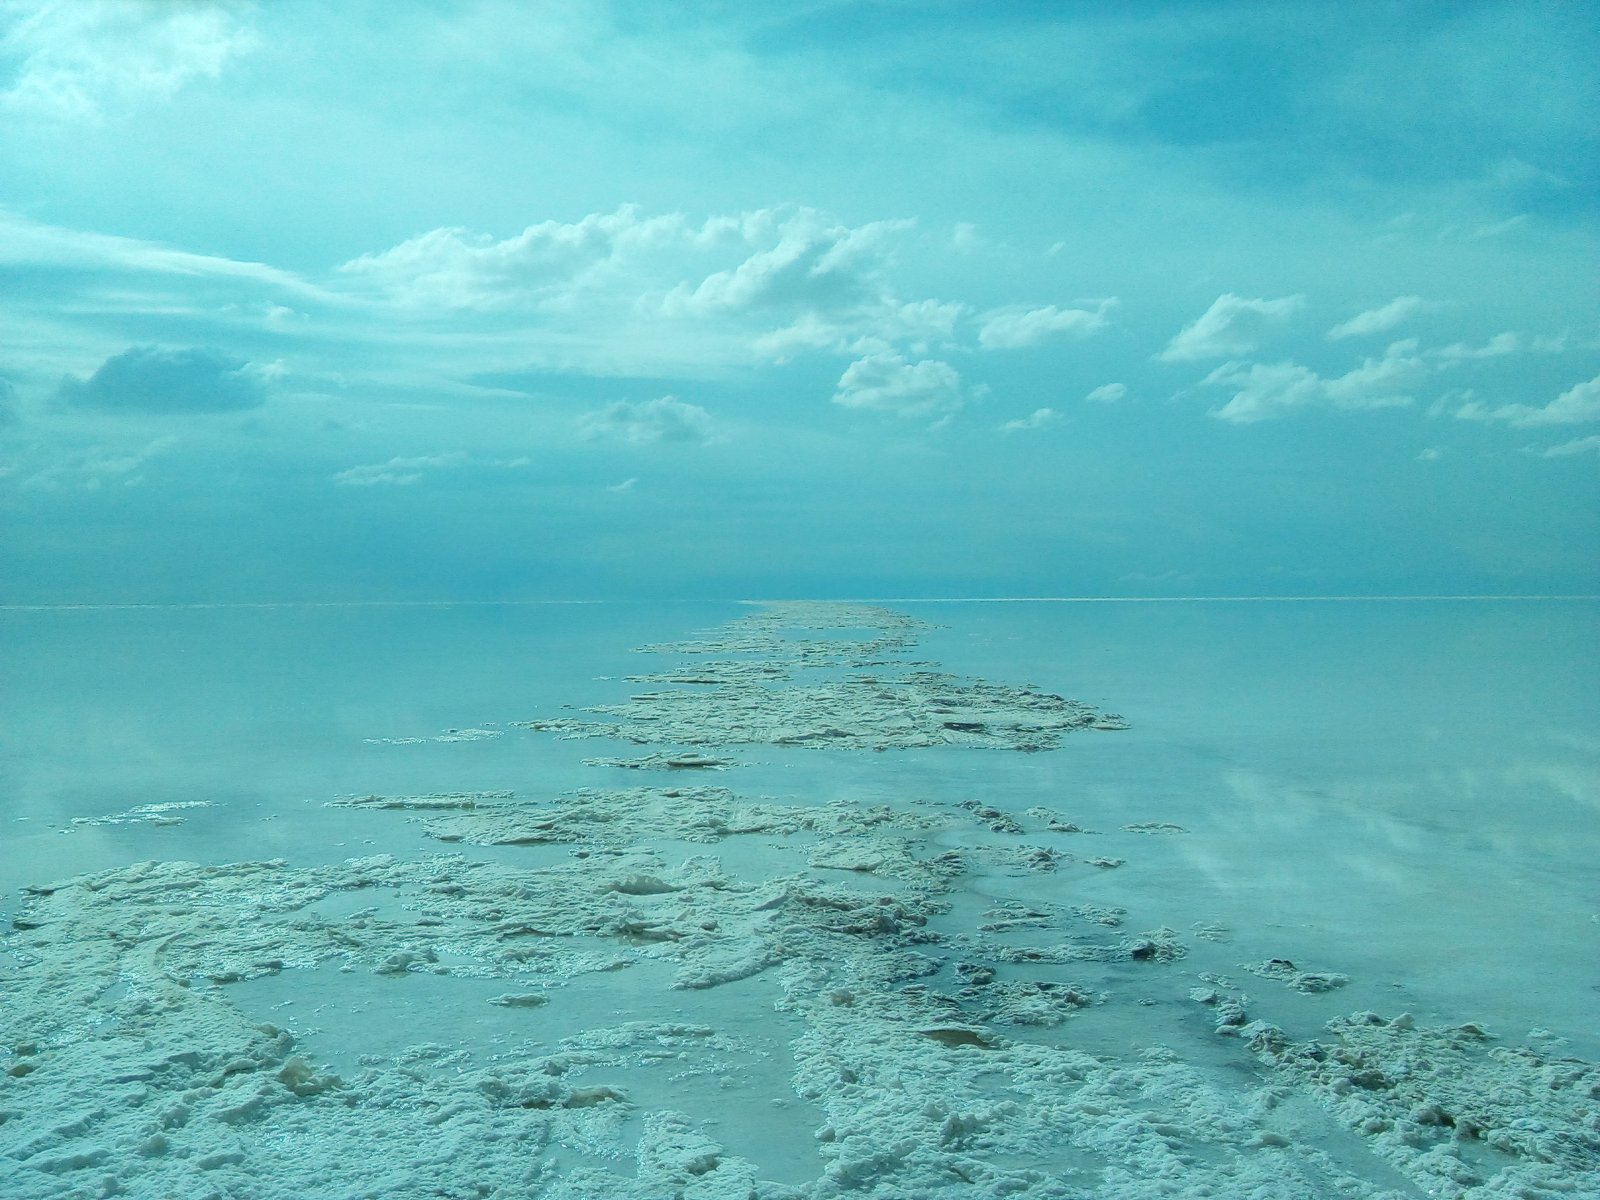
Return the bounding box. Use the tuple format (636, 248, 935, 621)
(517, 603, 1126, 752)
(4, 602, 1596, 1198)
(67, 801, 213, 830)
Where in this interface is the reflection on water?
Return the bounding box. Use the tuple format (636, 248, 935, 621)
(2, 599, 1596, 1196)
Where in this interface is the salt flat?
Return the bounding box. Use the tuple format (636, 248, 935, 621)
(2, 599, 1596, 1197)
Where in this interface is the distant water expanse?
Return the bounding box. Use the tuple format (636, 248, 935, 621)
(2, 599, 1596, 1198)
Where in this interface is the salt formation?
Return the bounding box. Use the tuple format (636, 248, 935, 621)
(67, 800, 213, 829)
(4, 602, 1596, 1198)
(518, 602, 1127, 751)
(364, 726, 503, 745)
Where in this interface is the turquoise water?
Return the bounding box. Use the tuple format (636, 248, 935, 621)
(2, 599, 1597, 1196)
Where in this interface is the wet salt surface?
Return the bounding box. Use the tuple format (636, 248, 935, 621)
(2, 599, 1597, 1197)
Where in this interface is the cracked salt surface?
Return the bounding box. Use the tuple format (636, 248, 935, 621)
(3, 599, 1597, 1197)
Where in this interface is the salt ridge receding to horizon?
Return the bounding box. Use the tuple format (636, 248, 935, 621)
(3, 601, 1595, 1198)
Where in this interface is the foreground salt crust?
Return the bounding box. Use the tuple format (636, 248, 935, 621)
(3, 602, 1595, 1198)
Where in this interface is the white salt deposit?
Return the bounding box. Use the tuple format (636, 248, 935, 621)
(3, 600, 1596, 1197)
(67, 800, 214, 829)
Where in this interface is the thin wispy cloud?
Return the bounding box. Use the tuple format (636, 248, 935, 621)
(1540, 434, 1600, 457)
(1455, 374, 1600, 427)
(998, 407, 1061, 433)
(1327, 296, 1424, 340)
(1160, 294, 1304, 362)
(977, 301, 1115, 350)
(1203, 340, 1426, 423)
(333, 453, 468, 487)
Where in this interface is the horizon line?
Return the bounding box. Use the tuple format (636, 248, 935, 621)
(3, 593, 1598, 612)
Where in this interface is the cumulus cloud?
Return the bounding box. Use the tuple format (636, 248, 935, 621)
(832, 354, 964, 417)
(998, 407, 1060, 433)
(338, 206, 671, 312)
(333, 453, 468, 487)
(666, 211, 911, 316)
(1085, 382, 1126, 404)
(1327, 296, 1424, 340)
(977, 301, 1115, 350)
(1203, 340, 1426, 423)
(341, 205, 965, 371)
(1454, 374, 1600, 427)
(1, 0, 256, 122)
(341, 205, 925, 328)
(1160, 294, 1304, 361)
(57, 346, 267, 413)
(576, 396, 717, 445)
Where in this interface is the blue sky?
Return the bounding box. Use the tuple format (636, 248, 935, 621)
(1, 0, 1596, 601)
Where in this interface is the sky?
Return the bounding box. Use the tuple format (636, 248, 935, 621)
(1, 0, 1596, 602)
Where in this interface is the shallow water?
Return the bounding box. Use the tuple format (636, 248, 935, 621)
(2, 599, 1597, 1197)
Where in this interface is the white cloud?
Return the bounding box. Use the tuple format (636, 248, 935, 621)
(339, 205, 963, 370)
(977, 300, 1115, 350)
(340, 205, 927, 332)
(1417, 447, 1443, 461)
(1160, 293, 1304, 361)
(1202, 361, 1322, 423)
(0, 0, 256, 122)
(333, 452, 468, 487)
(998, 407, 1060, 433)
(1204, 340, 1425, 423)
(1085, 382, 1126, 404)
(755, 297, 962, 361)
(1327, 295, 1424, 340)
(576, 396, 717, 445)
(666, 211, 911, 316)
(832, 353, 963, 417)
(1433, 331, 1521, 361)
(1541, 435, 1600, 457)
(0, 208, 324, 297)
(607, 477, 639, 493)
(338, 205, 678, 312)
(1454, 374, 1600, 427)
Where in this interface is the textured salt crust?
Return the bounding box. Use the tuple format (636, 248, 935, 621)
(517, 603, 1126, 752)
(581, 752, 738, 771)
(5, 601, 1597, 1198)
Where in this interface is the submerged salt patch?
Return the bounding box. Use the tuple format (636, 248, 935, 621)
(363, 727, 502, 746)
(68, 800, 213, 829)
